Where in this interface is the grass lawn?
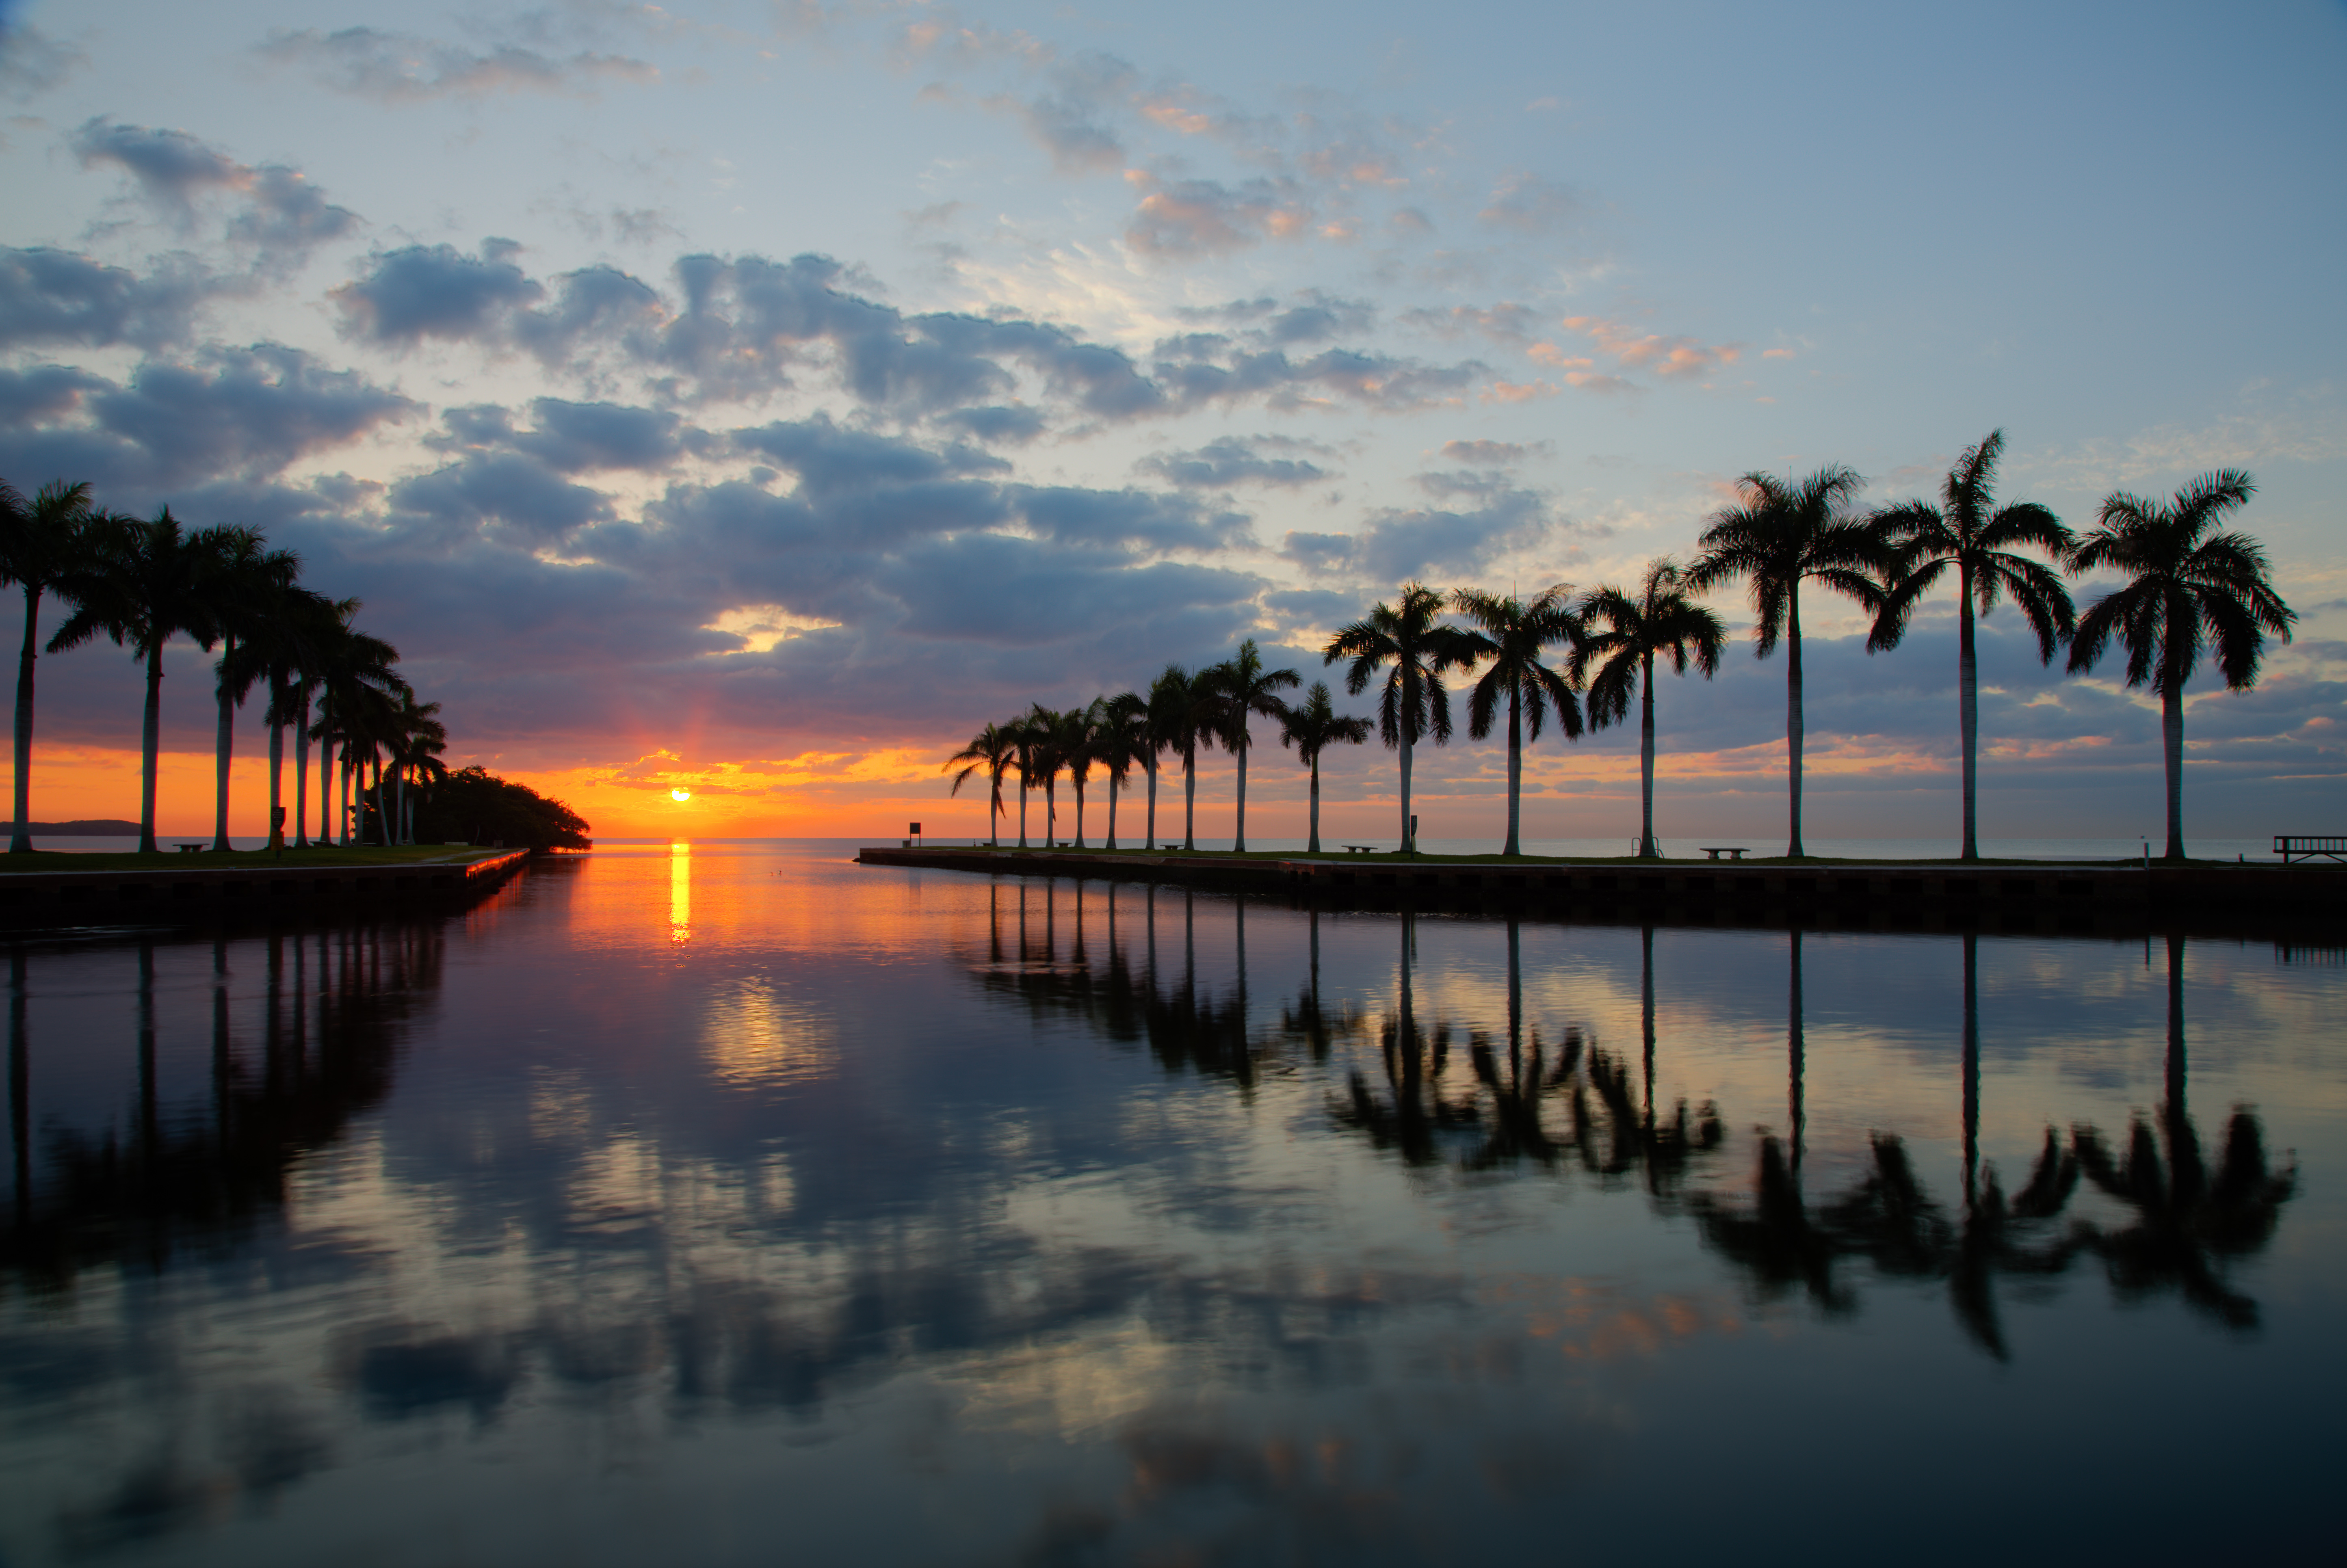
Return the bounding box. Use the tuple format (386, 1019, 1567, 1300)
(0, 845, 518, 874)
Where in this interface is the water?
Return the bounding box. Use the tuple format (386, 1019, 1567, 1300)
(1, 841, 2337, 1564)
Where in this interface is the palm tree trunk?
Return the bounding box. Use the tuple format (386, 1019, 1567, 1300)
(1145, 756, 1158, 849)
(1233, 741, 1249, 854)
(139, 642, 164, 854)
(370, 759, 388, 846)
(1308, 755, 1322, 854)
(1639, 651, 1658, 858)
(395, 766, 407, 845)
(212, 641, 236, 852)
(267, 681, 285, 851)
(1073, 779, 1086, 848)
(1503, 686, 1522, 857)
(1182, 741, 1197, 850)
(1958, 568, 1979, 861)
(1785, 590, 1805, 859)
(1017, 778, 1029, 849)
(314, 710, 331, 846)
(1105, 774, 1119, 851)
(1399, 731, 1414, 854)
(9, 584, 39, 854)
(2162, 684, 2185, 861)
(338, 744, 352, 847)
(1044, 778, 1057, 846)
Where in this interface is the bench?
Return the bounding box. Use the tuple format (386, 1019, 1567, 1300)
(2276, 835, 2347, 863)
(1699, 846, 1750, 861)
(173, 842, 206, 854)
(1340, 844, 1379, 855)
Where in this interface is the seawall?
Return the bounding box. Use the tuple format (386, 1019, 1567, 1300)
(0, 849, 534, 930)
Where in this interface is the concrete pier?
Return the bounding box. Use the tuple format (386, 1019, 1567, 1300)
(0, 849, 533, 930)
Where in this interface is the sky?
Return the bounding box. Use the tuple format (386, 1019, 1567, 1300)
(0, 0, 2341, 844)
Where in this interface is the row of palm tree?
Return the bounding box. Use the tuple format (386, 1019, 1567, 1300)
(947, 435, 2294, 862)
(0, 477, 448, 854)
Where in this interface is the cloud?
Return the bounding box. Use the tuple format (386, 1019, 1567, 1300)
(1401, 303, 1537, 343)
(69, 119, 359, 265)
(1477, 173, 1576, 234)
(257, 26, 656, 103)
(0, 22, 84, 97)
(1441, 439, 1548, 465)
(936, 404, 1046, 445)
(1559, 315, 1743, 381)
(335, 241, 545, 345)
(1124, 173, 1314, 258)
(1353, 484, 1555, 582)
(0, 344, 417, 497)
(0, 248, 210, 350)
(1139, 437, 1331, 489)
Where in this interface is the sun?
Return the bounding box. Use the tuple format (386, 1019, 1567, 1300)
(670, 787, 692, 802)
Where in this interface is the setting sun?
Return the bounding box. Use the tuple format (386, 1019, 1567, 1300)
(670, 788, 691, 802)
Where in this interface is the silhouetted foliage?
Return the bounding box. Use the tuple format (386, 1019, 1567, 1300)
(413, 765, 591, 850)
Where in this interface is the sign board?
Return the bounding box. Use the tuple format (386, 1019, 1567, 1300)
(909, 822, 922, 835)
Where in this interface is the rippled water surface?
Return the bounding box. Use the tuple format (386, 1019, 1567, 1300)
(2, 841, 2339, 1564)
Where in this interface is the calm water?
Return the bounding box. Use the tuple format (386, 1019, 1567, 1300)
(1, 841, 2337, 1564)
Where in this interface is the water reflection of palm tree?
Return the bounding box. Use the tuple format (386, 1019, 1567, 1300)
(2072, 932, 2297, 1329)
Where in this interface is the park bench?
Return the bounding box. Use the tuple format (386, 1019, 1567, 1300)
(1700, 846, 1750, 861)
(173, 843, 206, 854)
(2275, 835, 2347, 863)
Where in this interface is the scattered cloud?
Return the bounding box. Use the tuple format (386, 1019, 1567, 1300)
(257, 26, 657, 103)
(1559, 314, 1743, 381)
(1477, 172, 1575, 235)
(1139, 437, 1332, 489)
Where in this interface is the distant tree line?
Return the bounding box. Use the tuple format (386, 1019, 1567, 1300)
(950, 434, 2294, 863)
(0, 477, 591, 853)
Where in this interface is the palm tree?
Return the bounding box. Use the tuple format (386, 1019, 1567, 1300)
(1100, 690, 1148, 850)
(47, 508, 230, 853)
(945, 721, 1018, 847)
(1452, 587, 1582, 857)
(2065, 471, 2293, 861)
(1206, 640, 1299, 854)
(286, 595, 359, 849)
(385, 693, 446, 844)
(1688, 466, 1888, 857)
(1277, 681, 1371, 853)
(204, 527, 300, 852)
(1867, 431, 2075, 861)
(1322, 582, 1478, 854)
(1142, 665, 1191, 850)
(1052, 702, 1103, 848)
(307, 616, 403, 846)
(1574, 558, 1727, 859)
(237, 582, 336, 851)
(1161, 668, 1223, 852)
(0, 480, 100, 853)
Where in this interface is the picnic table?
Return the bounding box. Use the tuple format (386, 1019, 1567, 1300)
(1340, 844, 1379, 854)
(173, 843, 206, 854)
(1699, 846, 1750, 861)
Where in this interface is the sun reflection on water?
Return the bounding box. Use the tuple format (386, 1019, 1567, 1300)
(670, 839, 691, 945)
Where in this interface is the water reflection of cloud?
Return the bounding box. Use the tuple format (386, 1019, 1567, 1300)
(704, 977, 834, 1089)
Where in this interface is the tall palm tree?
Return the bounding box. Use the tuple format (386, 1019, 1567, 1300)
(945, 721, 1018, 847)
(239, 583, 336, 851)
(1452, 587, 1582, 857)
(2065, 471, 2293, 861)
(385, 693, 446, 844)
(1052, 702, 1103, 848)
(1206, 639, 1299, 854)
(1142, 665, 1191, 850)
(286, 595, 359, 849)
(0, 480, 100, 853)
(47, 508, 230, 854)
(1322, 582, 1478, 854)
(1867, 431, 2076, 861)
(307, 616, 403, 846)
(204, 527, 300, 852)
(1277, 681, 1371, 853)
(1574, 558, 1727, 859)
(1167, 668, 1223, 852)
(1100, 690, 1148, 850)
(1688, 467, 1888, 857)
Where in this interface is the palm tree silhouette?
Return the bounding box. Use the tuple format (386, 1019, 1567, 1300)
(1170, 670, 1223, 852)
(1204, 640, 1299, 854)
(384, 693, 446, 844)
(48, 508, 230, 854)
(227, 575, 334, 851)
(1688, 468, 1888, 857)
(0, 480, 101, 854)
(1867, 430, 2076, 861)
(1451, 587, 1582, 857)
(945, 721, 1018, 846)
(1275, 681, 1371, 854)
(203, 528, 299, 852)
(1141, 665, 1191, 850)
(1574, 558, 1726, 859)
(2064, 471, 2294, 861)
(2072, 932, 2297, 1328)
(1099, 690, 1147, 850)
(1055, 702, 1103, 847)
(1323, 582, 1478, 854)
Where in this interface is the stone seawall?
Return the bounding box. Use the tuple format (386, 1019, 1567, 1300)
(855, 846, 2347, 936)
(0, 849, 535, 930)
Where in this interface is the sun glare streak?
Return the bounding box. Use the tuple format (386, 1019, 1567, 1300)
(670, 839, 691, 946)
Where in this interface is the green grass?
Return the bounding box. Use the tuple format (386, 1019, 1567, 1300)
(890, 844, 2194, 868)
(0, 844, 517, 874)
